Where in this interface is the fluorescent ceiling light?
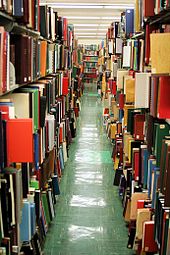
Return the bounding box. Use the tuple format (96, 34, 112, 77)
(48, 5, 102, 9)
(99, 24, 110, 27)
(75, 28, 107, 31)
(42, 2, 134, 9)
(77, 35, 105, 38)
(66, 16, 101, 20)
(75, 32, 106, 35)
(65, 16, 121, 20)
(74, 24, 110, 27)
(101, 17, 121, 20)
(103, 6, 134, 9)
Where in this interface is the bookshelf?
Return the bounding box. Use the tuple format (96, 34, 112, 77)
(101, 2, 170, 254)
(0, 2, 81, 254)
(82, 45, 98, 84)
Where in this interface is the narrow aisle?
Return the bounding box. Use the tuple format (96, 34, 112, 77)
(44, 91, 133, 255)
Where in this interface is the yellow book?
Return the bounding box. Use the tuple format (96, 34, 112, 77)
(124, 77, 135, 103)
(110, 123, 117, 139)
(130, 193, 148, 220)
(150, 33, 170, 74)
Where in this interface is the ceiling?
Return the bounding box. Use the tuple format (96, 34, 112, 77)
(40, 0, 136, 44)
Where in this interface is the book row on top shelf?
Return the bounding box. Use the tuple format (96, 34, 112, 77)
(0, 2, 83, 255)
(98, 2, 170, 255)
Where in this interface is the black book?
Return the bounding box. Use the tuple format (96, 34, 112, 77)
(40, 6, 47, 38)
(21, 163, 29, 199)
(0, 112, 4, 171)
(40, 96, 47, 128)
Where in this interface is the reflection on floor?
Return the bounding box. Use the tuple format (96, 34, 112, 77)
(43, 91, 134, 255)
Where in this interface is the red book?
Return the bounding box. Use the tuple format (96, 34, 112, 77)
(137, 200, 145, 209)
(0, 105, 12, 121)
(133, 114, 145, 140)
(142, 221, 158, 253)
(63, 18, 68, 42)
(157, 76, 170, 119)
(62, 76, 69, 96)
(7, 119, 33, 163)
(133, 149, 140, 181)
(143, 0, 155, 18)
(3, 31, 7, 93)
(59, 126, 63, 144)
(112, 81, 117, 95)
(145, 24, 151, 65)
(119, 93, 124, 110)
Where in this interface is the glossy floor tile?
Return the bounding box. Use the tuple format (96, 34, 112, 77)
(43, 88, 134, 255)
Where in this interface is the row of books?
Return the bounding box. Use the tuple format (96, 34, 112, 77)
(100, 2, 170, 254)
(0, 0, 40, 31)
(83, 62, 97, 68)
(0, 165, 60, 254)
(40, 6, 73, 46)
(122, 39, 144, 72)
(0, 3, 83, 252)
(0, 27, 73, 95)
(0, 2, 73, 46)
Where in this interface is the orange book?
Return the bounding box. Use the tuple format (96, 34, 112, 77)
(40, 40, 47, 77)
(7, 119, 33, 163)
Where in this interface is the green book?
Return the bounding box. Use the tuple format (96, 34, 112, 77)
(41, 192, 51, 225)
(154, 123, 170, 167)
(159, 138, 170, 193)
(72, 66, 77, 79)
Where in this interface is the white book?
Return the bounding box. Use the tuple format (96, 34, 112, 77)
(135, 73, 151, 108)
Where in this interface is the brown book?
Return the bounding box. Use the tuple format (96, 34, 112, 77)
(11, 34, 28, 84)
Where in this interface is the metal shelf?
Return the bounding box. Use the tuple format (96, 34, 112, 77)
(147, 8, 170, 25)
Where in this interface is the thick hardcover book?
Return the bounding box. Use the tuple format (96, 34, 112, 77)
(11, 34, 28, 84)
(142, 221, 158, 252)
(7, 119, 33, 163)
(150, 33, 170, 74)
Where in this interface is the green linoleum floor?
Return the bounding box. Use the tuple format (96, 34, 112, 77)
(43, 90, 134, 255)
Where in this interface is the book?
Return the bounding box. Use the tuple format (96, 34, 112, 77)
(142, 221, 158, 252)
(150, 33, 170, 74)
(7, 119, 33, 163)
(135, 73, 151, 109)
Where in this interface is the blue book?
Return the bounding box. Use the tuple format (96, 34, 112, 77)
(151, 167, 160, 209)
(30, 203, 36, 237)
(59, 147, 64, 171)
(20, 200, 31, 242)
(143, 148, 149, 188)
(119, 109, 124, 123)
(125, 9, 134, 35)
(52, 175, 60, 195)
(147, 158, 156, 198)
(13, 0, 24, 17)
